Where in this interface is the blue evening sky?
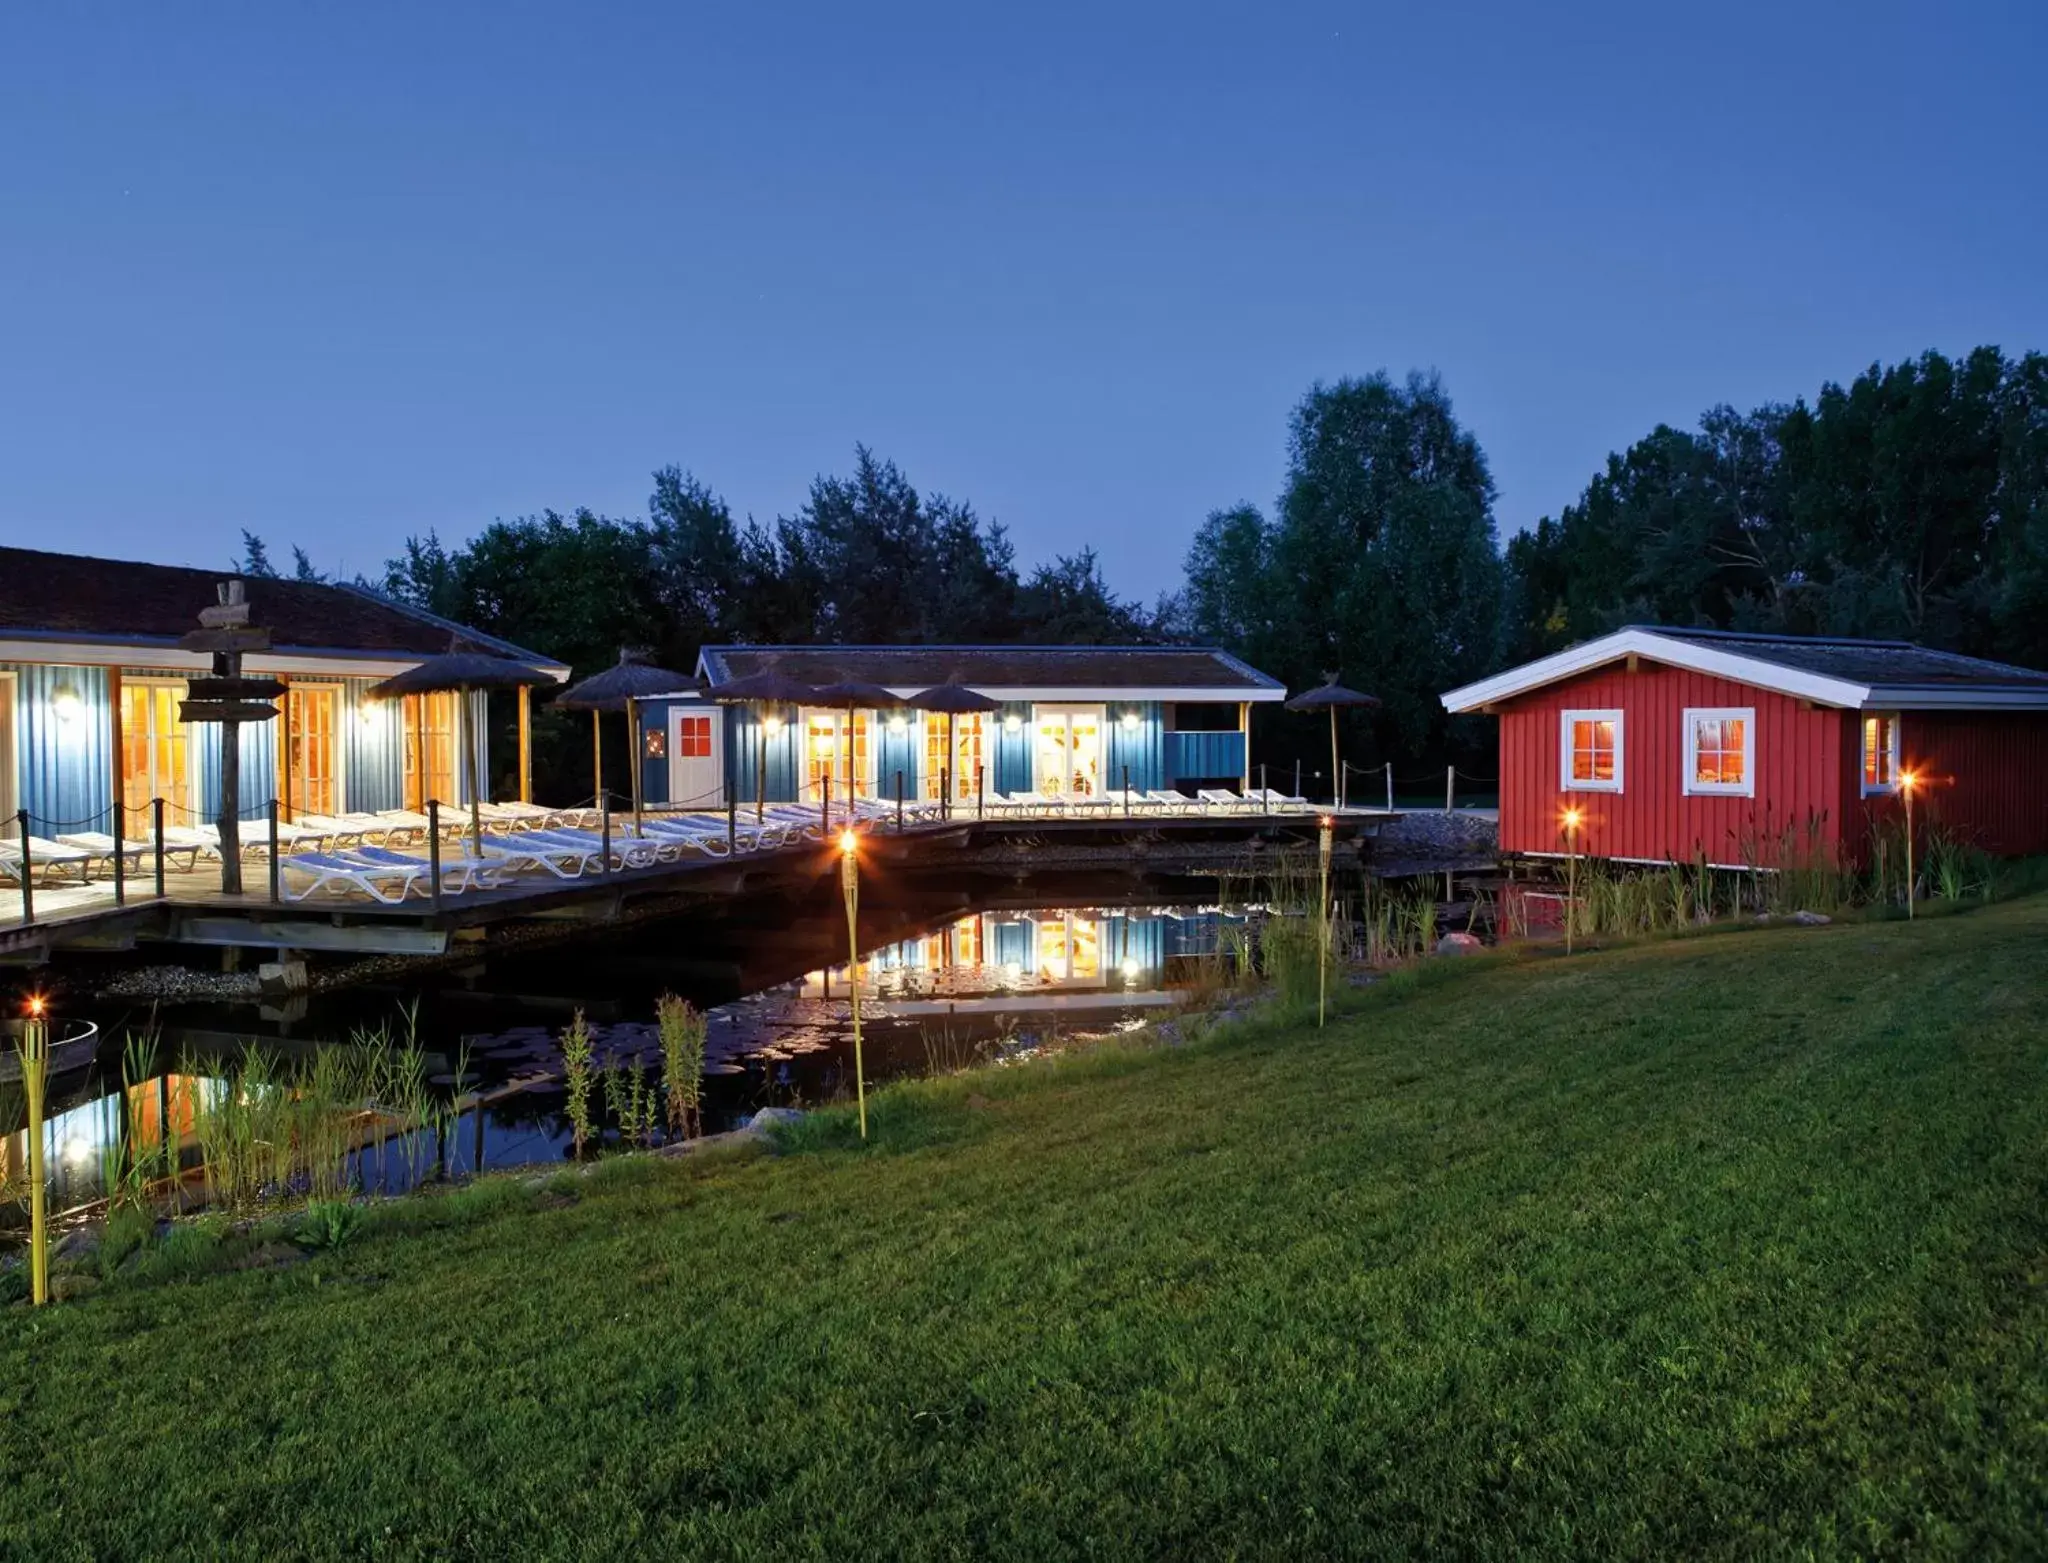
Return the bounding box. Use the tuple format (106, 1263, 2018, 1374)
(3, 3, 2043, 602)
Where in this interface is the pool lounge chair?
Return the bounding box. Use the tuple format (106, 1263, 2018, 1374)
(1196, 789, 1257, 814)
(992, 791, 1065, 815)
(1095, 788, 1148, 814)
(471, 832, 604, 880)
(184, 819, 327, 857)
(297, 812, 414, 847)
(1242, 787, 1309, 811)
(280, 851, 432, 904)
(518, 827, 670, 870)
(637, 817, 758, 858)
(0, 835, 97, 884)
(339, 845, 501, 895)
(1143, 790, 1195, 814)
(56, 831, 207, 875)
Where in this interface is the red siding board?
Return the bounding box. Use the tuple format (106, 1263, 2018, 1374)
(1495, 665, 2048, 864)
(1497, 664, 1843, 867)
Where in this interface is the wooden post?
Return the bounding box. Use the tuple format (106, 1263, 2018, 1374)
(895, 769, 904, 832)
(517, 685, 533, 804)
(627, 695, 643, 837)
(15, 810, 32, 926)
(822, 769, 831, 837)
(600, 796, 612, 877)
(279, 678, 293, 823)
(218, 701, 242, 896)
(111, 770, 126, 908)
(1445, 765, 1455, 814)
(268, 797, 281, 903)
(1384, 762, 1394, 813)
(153, 798, 166, 898)
(976, 764, 984, 820)
(727, 794, 737, 855)
(427, 800, 443, 911)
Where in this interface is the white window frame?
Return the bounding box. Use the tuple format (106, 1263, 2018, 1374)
(1558, 708, 1624, 793)
(1860, 712, 1901, 796)
(1682, 707, 1755, 797)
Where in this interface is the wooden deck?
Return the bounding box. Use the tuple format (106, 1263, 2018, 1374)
(1, 803, 1391, 965)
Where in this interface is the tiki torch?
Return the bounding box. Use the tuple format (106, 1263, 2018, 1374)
(1318, 815, 1334, 1028)
(20, 995, 49, 1306)
(839, 830, 867, 1139)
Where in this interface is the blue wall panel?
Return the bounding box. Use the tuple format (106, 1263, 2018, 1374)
(9, 663, 115, 835)
(637, 701, 669, 809)
(1101, 702, 1166, 793)
(1166, 730, 1246, 785)
(343, 679, 404, 813)
(726, 704, 801, 805)
(992, 705, 1033, 795)
(1100, 913, 1166, 977)
(875, 716, 920, 805)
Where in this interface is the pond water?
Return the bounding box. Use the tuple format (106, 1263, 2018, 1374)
(2, 896, 1256, 1217)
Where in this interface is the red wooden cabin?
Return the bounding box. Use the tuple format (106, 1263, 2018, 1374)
(1441, 627, 2048, 868)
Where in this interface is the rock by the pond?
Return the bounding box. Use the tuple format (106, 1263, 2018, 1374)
(744, 1107, 805, 1134)
(53, 1227, 102, 1264)
(50, 1273, 101, 1303)
(1790, 910, 1833, 926)
(1436, 932, 1486, 956)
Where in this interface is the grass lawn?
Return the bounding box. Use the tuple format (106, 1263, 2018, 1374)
(3, 900, 2045, 1560)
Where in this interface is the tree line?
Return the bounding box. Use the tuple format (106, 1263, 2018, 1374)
(249, 344, 2047, 801)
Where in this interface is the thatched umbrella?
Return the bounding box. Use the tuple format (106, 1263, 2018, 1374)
(909, 684, 1001, 811)
(368, 646, 557, 851)
(709, 668, 819, 822)
(810, 681, 908, 820)
(555, 649, 699, 833)
(1284, 676, 1382, 807)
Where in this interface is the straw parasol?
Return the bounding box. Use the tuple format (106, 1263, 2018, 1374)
(368, 643, 557, 851)
(709, 668, 819, 822)
(908, 684, 1001, 809)
(810, 681, 908, 817)
(555, 649, 700, 833)
(1284, 675, 1382, 807)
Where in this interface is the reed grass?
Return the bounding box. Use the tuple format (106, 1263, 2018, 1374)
(656, 993, 707, 1140)
(559, 1011, 594, 1159)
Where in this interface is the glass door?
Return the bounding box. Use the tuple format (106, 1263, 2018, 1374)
(923, 714, 984, 802)
(404, 692, 458, 810)
(802, 711, 873, 804)
(121, 682, 191, 820)
(278, 684, 339, 820)
(1033, 706, 1104, 797)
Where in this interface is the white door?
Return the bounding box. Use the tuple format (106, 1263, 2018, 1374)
(668, 707, 724, 809)
(1033, 705, 1105, 797)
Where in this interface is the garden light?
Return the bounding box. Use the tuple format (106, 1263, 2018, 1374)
(837, 827, 866, 1139)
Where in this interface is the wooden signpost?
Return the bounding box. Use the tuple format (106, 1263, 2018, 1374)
(176, 582, 279, 896)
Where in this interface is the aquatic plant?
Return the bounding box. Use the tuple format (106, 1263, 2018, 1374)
(604, 1061, 658, 1149)
(298, 1198, 365, 1252)
(559, 1011, 595, 1159)
(656, 993, 707, 1140)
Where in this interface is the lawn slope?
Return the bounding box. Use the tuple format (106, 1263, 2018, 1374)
(3, 904, 2045, 1560)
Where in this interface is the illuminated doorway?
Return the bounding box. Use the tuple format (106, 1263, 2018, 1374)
(278, 684, 340, 820)
(120, 681, 191, 820)
(1033, 706, 1103, 798)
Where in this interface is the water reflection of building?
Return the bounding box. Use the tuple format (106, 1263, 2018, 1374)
(1, 1072, 207, 1212)
(800, 907, 1243, 1001)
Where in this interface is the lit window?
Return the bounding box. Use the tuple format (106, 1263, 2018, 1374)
(1559, 709, 1623, 792)
(678, 715, 712, 759)
(1861, 714, 1899, 793)
(1683, 708, 1754, 796)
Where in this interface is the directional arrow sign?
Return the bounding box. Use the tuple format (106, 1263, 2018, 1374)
(177, 626, 273, 653)
(179, 700, 283, 725)
(186, 676, 288, 702)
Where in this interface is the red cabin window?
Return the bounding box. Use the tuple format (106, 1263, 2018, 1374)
(1861, 714, 1900, 793)
(677, 715, 712, 759)
(1683, 708, 1754, 796)
(1560, 709, 1623, 792)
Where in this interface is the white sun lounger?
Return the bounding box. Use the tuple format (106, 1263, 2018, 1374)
(281, 851, 431, 904)
(56, 831, 207, 875)
(637, 817, 753, 858)
(1243, 787, 1310, 811)
(297, 812, 411, 847)
(1143, 790, 1195, 814)
(521, 827, 669, 870)
(1196, 789, 1257, 814)
(993, 791, 1065, 815)
(340, 845, 500, 894)
(472, 832, 603, 879)
(0, 835, 97, 884)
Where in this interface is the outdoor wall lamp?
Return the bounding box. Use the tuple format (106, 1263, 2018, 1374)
(1120, 711, 1140, 731)
(887, 714, 908, 732)
(1004, 714, 1022, 732)
(51, 689, 82, 724)
(763, 714, 784, 734)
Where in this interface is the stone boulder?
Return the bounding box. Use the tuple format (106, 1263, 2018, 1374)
(1435, 932, 1486, 956)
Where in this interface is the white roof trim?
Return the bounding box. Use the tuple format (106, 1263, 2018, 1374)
(1440, 629, 1870, 712)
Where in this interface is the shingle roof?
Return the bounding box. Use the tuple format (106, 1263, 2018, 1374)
(1635, 627, 2048, 690)
(699, 644, 1283, 695)
(0, 545, 559, 669)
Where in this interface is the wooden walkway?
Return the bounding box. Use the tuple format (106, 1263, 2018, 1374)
(2, 803, 1390, 965)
